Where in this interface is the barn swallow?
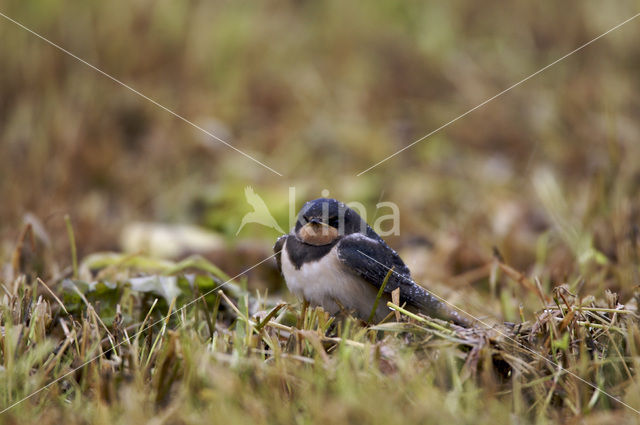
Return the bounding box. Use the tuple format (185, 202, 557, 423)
(274, 198, 470, 326)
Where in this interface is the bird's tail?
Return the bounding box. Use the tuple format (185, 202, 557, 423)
(407, 285, 472, 328)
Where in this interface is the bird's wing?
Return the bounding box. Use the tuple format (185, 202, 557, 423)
(273, 234, 287, 273)
(336, 233, 469, 326)
(336, 233, 412, 294)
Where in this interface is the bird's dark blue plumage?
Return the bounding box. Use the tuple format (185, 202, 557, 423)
(275, 198, 470, 326)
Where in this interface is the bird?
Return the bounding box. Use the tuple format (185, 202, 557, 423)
(274, 198, 470, 326)
(236, 186, 285, 235)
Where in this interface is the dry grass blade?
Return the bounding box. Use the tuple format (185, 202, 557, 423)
(36, 278, 68, 315)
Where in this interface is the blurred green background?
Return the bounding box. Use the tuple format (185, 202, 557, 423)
(1, 1, 640, 316)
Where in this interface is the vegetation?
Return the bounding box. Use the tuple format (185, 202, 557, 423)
(1, 1, 640, 423)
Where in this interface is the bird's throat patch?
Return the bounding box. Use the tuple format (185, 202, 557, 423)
(299, 223, 339, 246)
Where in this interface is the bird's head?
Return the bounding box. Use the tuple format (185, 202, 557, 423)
(294, 198, 366, 246)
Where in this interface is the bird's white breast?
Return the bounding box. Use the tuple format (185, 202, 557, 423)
(281, 239, 390, 322)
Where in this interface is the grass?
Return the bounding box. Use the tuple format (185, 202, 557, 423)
(2, 1, 640, 423)
(1, 224, 640, 423)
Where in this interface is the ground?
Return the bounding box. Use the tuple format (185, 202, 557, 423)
(1, 1, 640, 423)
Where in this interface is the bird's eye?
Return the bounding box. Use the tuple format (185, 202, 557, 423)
(328, 216, 339, 227)
(302, 215, 309, 222)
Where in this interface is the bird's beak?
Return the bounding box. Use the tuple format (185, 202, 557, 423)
(309, 217, 322, 225)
